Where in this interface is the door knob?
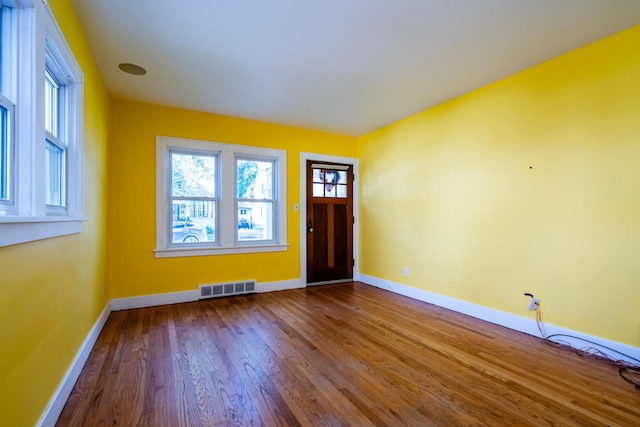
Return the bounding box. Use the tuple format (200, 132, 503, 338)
(307, 220, 313, 233)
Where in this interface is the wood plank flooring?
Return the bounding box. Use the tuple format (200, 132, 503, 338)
(57, 282, 640, 426)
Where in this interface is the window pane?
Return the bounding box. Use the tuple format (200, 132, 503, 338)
(238, 201, 273, 241)
(45, 70, 59, 137)
(313, 183, 324, 197)
(237, 159, 273, 199)
(324, 169, 336, 184)
(171, 152, 216, 197)
(45, 140, 65, 206)
(313, 169, 324, 183)
(337, 184, 347, 198)
(337, 171, 347, 184)
(325, 183, 336, 198)
(171, 199, 215, 243)
(0, 105, 7, 200)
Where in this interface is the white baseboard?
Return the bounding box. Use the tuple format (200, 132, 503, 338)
(110, 279, 303, 311)
(37, 303, 111, 427)
(111, 289, 199, 311)
(257, 278, 303, 293)
(359, 274, 640, 364)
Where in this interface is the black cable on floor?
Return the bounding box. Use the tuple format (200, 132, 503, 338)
(533, 305, 640, 390)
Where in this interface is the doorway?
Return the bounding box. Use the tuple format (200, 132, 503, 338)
(305, 159, 354, 285)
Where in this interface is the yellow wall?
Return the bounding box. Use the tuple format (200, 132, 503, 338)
(358, 25, 640, 348)
(0, 1, 110, 426)
(109, 101, 356, 299)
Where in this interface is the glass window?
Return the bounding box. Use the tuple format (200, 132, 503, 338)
(236, 158, 275, 242)
(44, 66, 66, 208)
(155, 136, 287, 257)
(0, 103, 9, 202)
(45, 140, 64, 206)
(0, 0, 85, 247)
(0, 5, 13, 205)
(170, 151, 217, 244)
(312, 167, 348, 199)
(44, 69, 59, 136)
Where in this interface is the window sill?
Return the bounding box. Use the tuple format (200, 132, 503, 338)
(0, 216, 87, 247)
(154, 242, 289, 258)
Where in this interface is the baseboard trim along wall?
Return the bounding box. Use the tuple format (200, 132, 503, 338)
(111, 289, 200, 311)
(110, 279, 303, 311)
(359, 274, 640, 365)
(37, 303, 111, 427)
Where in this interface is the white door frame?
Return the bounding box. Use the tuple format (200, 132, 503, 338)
(300, 152, 359, 286)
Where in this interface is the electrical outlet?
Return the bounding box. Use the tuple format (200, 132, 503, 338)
(528, 298, 540, 311)
(403, 266, 409, 276)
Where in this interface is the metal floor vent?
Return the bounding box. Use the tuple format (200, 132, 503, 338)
(199, 280, 257, 299)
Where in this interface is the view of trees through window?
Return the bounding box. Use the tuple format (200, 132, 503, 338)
(236, 158, 275, 241)
(171, 152, 216, 243)
(170, 152, 271, 243)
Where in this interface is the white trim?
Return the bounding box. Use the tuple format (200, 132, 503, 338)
(359, 274, 640, 364)
(0, 216, 85, 246)
(37, 303, 111, 427)
(154, 243, 289, 258)
(111, 289, 200, 311)
(310, 163, 350, 171)
(257, 278, 303, 293)
(307, 278, 354, 286)
(300, 152, 359, 286)
(111, 279, 303, 310)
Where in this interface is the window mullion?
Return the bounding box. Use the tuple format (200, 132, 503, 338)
(216, 147, 232, 247)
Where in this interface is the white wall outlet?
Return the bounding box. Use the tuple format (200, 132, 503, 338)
(403, 266, 409, 276)
(528, 298, 540, 310)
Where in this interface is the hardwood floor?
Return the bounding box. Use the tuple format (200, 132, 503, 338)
(57, 282, 640, 426)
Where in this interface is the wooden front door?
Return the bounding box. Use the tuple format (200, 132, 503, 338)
(306, 161, 354, 285)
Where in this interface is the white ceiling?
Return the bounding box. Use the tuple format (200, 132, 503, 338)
(71, 0, 640, 136)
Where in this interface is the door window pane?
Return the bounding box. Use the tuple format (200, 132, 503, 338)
(311, 167, 348, 198)
(313, 183, 324, 197)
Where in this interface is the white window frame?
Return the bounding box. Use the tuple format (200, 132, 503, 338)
(0, 3, 17, 212)
(155, 136, 288, 258)
(0, 0, 86, 247)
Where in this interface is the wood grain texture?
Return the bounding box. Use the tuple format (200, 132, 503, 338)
(57, 282, 640, 426)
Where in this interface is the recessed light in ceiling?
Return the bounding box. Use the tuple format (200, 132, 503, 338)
(118, 63, 147, 75)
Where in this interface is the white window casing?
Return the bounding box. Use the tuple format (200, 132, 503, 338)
(0, 0, 86, 247)
(155, 136, 288, 258)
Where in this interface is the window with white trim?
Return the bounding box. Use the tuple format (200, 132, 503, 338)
(1, 3, 15, 210)
(0, 1, 85, 247)
(156, 136, 288, 258)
